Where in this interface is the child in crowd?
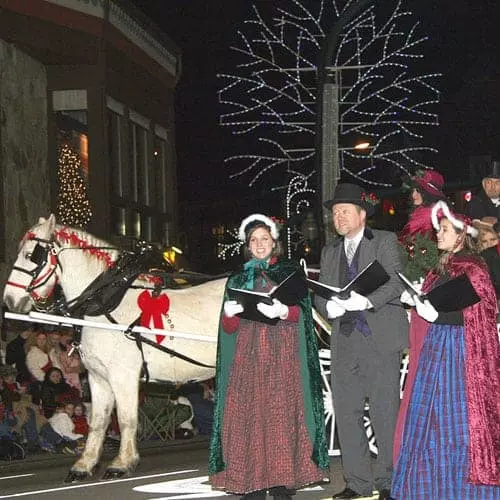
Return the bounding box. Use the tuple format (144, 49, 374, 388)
(45, 402, 84, 455)
(72, 402, 89, 436)
(49, 402, 84, 442)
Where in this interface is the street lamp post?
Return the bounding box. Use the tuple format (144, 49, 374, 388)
(315, 0, 375, 244)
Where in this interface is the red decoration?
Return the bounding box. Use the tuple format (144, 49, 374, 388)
(361, 191, 379, 205)
(137, 290, 170, 344)
(54, 228, 115, 268)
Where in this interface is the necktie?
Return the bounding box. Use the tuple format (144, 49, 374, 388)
(346, 239, 356, 265)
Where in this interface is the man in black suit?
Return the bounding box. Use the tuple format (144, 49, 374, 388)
(315, 183, 408, 500)
(465, 160, 500, 221)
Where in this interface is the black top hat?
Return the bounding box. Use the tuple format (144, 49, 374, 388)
(486, 160, 500, 179)
(323, 182, 377, 216)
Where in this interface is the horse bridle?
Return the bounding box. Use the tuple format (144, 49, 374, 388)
(6, 236, 61, 304)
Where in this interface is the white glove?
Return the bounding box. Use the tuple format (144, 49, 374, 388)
(414, 295, 438, 322)
(412, 278, 424, 294)
(256, 298, 289, 320)
(332, 291, 373, 311)
(400, 289, 416, 306)
(326, 300, 346, 319)
(223, 300, 244, 318)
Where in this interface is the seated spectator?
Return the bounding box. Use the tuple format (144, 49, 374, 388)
(25, 330, 61, 400)
(0, 365, 24, 410)
(49, 402, 84, 442)
(54, 329, 82, 397)
(1, 365, 48, 452)
(179, 380, 214, 436)
(0, 383, 17, 440)
(0, 398, 25, 460)
(11, 397, 47, 453)
(5, 325, 33, 384)
(40, 368, 80, 418)
(72, 402, 89, 436)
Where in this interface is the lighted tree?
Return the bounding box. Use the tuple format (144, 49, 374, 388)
(57, 143, 92, 228)
(219, 0, 440, 190)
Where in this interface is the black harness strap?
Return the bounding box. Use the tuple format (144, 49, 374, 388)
(123, 314, 215, 369)
(131, 333, 216, 369)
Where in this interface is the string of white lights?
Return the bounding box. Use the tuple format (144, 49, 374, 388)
(218, 0, 440, 257)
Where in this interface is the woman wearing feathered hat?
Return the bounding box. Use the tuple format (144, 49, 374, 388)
(393, 201, 500, 498)
(209, 214, 329, 500)
(398, 169, 447, 279)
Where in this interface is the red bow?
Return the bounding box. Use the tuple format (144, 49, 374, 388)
(138, 290, 170, 344)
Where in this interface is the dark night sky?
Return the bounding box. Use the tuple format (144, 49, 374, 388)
(131, 1, 500, 204)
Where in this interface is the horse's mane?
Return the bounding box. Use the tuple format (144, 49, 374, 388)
(53, 225, 119, 272)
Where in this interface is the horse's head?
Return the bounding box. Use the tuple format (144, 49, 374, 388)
(4, 215, 59, 313)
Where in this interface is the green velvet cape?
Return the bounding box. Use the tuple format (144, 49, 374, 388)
(208, 258, 329, 474)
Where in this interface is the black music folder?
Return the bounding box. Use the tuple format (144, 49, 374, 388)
(307, 260, 390, 300)
(227, 270, 308, 324)
(397, 272, 480, 312)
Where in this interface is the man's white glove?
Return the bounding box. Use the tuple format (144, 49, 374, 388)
(326, 300, 346, 319)
(332, 291, 373, 311)
(256, 298, 289, 320)
(400, 289, 416, 306)
(223, 300, 244, 318)
(414, 295, 438, 322)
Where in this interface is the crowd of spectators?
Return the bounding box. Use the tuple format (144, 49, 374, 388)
(0, 321, 215, 461)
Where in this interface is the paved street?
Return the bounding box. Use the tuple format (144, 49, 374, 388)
(0, 437, 381, 500)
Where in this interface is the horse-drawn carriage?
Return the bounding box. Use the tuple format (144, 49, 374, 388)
(3, 215, 408, 482)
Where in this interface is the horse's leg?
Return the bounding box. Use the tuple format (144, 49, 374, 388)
(102, 368, 141, 479)
(65, 372, 115, 483)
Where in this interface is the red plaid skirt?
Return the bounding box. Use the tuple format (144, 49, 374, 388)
(210, 318, 327, 494)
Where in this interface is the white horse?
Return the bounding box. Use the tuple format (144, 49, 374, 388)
(3, 215, 226, 481)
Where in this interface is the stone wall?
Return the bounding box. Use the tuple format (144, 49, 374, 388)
(0, 40, 50, 295)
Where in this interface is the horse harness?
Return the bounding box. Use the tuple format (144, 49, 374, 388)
(9, 235, 216, 376)
(7, 236, 61, 304)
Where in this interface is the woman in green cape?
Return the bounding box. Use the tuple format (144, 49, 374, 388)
(209, 214, 329, 500)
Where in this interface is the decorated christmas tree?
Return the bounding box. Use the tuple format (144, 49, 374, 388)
(57, 143, 92, 228)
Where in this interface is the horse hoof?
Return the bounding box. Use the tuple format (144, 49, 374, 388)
(64, 470, 90, 483)
(101, 468, 128, 480)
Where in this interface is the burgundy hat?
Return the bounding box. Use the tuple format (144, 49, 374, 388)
(411, 169, 445, 198)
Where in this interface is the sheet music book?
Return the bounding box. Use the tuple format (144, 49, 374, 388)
(227, 270, 308, 324)
(307, 260, 390, 300)
(397, 272, 480, 312)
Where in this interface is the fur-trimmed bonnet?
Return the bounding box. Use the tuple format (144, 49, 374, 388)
(431, 201, 478, 238)
(238, 214, 279, 242)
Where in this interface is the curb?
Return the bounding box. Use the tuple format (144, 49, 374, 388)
(0, 436, 209, 475)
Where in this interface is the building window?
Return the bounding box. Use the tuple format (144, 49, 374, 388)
(54, 110, 92, 228)
(111, 206, 127, 236)
(133, 210, 141, 239)
(153, 136, 166, 211)
(55, 111, 89, 183)
(108, 110, 124, 197)
(141, 214, 152, 241)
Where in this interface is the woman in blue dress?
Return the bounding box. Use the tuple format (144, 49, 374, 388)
(392, 201, 499, 499)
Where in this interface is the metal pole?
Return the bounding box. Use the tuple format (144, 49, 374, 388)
(4, 311, 217, 343)
(320, 71, 339, 243)
(316, 0, 375, 244)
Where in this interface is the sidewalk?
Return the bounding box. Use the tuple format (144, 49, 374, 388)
(0, 434, 211, 474)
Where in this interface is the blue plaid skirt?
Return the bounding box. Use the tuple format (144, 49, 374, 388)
(392, 324, 500, 499)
